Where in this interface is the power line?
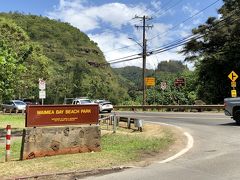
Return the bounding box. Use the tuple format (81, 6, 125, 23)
(105, 14, 239, 65)
(103, 0, 184, 55)
(104, 0, 221, 61)
(148, 0, 221, 42)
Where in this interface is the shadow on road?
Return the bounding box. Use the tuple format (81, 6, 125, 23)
(219, 122, 239, 126)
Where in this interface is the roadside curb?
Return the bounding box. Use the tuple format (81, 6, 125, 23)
(12, 167, 130, 180)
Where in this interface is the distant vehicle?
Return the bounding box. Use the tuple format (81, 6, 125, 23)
(2, 100, 27, 113)
(94, 100, 113, 113)
(72, 98, 94, 105)
(21, 98, 39, 105)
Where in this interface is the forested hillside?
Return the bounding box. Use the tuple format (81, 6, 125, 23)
(0, 13, 129, 104)
(182, 0, 240, 104)
(113, 61, 196, 105)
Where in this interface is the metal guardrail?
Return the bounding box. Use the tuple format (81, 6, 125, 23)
(113, 105, 224, 112)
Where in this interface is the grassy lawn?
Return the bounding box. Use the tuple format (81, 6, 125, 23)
(0, 114, 25, 129)
(0, 114, 174, 179)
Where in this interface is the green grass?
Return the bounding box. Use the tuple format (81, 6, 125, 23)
(0, 114, 25, 129)
(0, 114, 174, 178)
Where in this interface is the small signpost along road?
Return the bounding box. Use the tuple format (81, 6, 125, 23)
(228, 71, 238, 97)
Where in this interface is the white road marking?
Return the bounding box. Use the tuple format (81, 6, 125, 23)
(158, 132, 194, 164)
(122, 115, 228, 120)
(147, 121, 194, 164)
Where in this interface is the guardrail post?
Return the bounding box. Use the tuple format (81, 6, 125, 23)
(5, 125, 11, 162)
(127, 117, 131, 129)
(134, 119, 143, 132)
(113, 114, 117, 133)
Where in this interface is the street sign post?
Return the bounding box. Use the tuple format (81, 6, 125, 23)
(228, 71, 238, 82)
(228, 71, 238, 98)
(145, 77, 155, 86)
(231, 90, 237, 97)
(231, 81, 236, 88)
(39, 79, 46, 90)
(160, 82, 167, 90)
(174, 78, 185, 87)
(39, 79, 46, 105)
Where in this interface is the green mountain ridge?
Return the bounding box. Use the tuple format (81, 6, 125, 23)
(0, 12, 129, 104)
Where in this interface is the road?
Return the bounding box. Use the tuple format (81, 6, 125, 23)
(83, 112, 240, 180)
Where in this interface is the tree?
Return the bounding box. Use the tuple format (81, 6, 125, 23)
(0, 17, 50, 101)
(157, 60, 188, 73)
(0, 41, 25, 102)
(181, 0, 240, 104)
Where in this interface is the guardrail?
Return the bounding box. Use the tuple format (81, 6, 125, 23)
(113, 105, 224, 112)
(99, 114, 143, 132)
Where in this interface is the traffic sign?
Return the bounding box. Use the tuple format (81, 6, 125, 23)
(145, 77, 155, 86)
(39, 79, 46, 90)
(228, 71, 238, 82)
(231, 90, 237, 97)
(231, 81, 237, 88)
(39, 90, 46, 99)
(174, 78, 185, 87)
(160, 82, 167, 90)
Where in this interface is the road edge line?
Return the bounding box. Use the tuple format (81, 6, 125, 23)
(158, 131, 194, 164)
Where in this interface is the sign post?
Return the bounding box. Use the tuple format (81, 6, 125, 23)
(145, 77, 155, 86)
(160, 82, 167, 90)
(39, 79, 46, 105)
(228, 71, 238, 98)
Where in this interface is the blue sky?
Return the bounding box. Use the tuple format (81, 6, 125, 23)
(0, 0, 223, 69)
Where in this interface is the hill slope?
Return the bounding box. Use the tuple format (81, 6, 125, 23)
(0, 13, 129, 104)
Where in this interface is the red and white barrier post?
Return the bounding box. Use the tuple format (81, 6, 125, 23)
(5, 125, 11, 162)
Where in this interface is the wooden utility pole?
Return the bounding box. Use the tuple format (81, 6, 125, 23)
(134, 15, 153, 108)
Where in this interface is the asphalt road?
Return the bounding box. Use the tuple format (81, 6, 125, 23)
(83, 111, 240, 180)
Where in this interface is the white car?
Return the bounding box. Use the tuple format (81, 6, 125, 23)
(72, 98, 94, 105)
(94, 100, 113, 113)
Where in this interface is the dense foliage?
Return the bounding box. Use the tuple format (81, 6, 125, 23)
(182, 0, 240, 104)
(0, 17, 49, 102)
(0, 13, 129, 104)
(114, 61, 197, 105)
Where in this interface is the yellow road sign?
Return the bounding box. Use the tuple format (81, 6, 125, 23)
(145, 77, 155, 86)
(228, 71, 238, 82)
(231, 90, 237, 97)
(231, 81, 237, 88)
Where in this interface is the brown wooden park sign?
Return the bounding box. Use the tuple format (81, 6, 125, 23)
(25, 104, 99, 127)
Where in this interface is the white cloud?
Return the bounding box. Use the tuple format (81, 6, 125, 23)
(48, 0, 148, 31)
(182, 4, 199, 16)
(151, 0, 162, 10)
(182, 4, 203, 25)
(47, 0, 191, 69)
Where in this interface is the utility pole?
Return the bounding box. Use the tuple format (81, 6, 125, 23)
(134, 15, 153, 108)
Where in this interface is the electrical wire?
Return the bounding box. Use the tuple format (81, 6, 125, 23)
(104, 0, 221, 61)
(148, 0, 221, 42)
(105, 13, 239, 65)
(103, 0, 184, 54)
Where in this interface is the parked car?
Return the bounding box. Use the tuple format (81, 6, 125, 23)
(2, 100, 27, 113)
(21, 98, 39, 105)
(94, 100, 113, 113)
(72, 98, 94, 105)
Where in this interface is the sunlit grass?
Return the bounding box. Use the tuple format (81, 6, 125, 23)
(0, 114, 174, 179)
